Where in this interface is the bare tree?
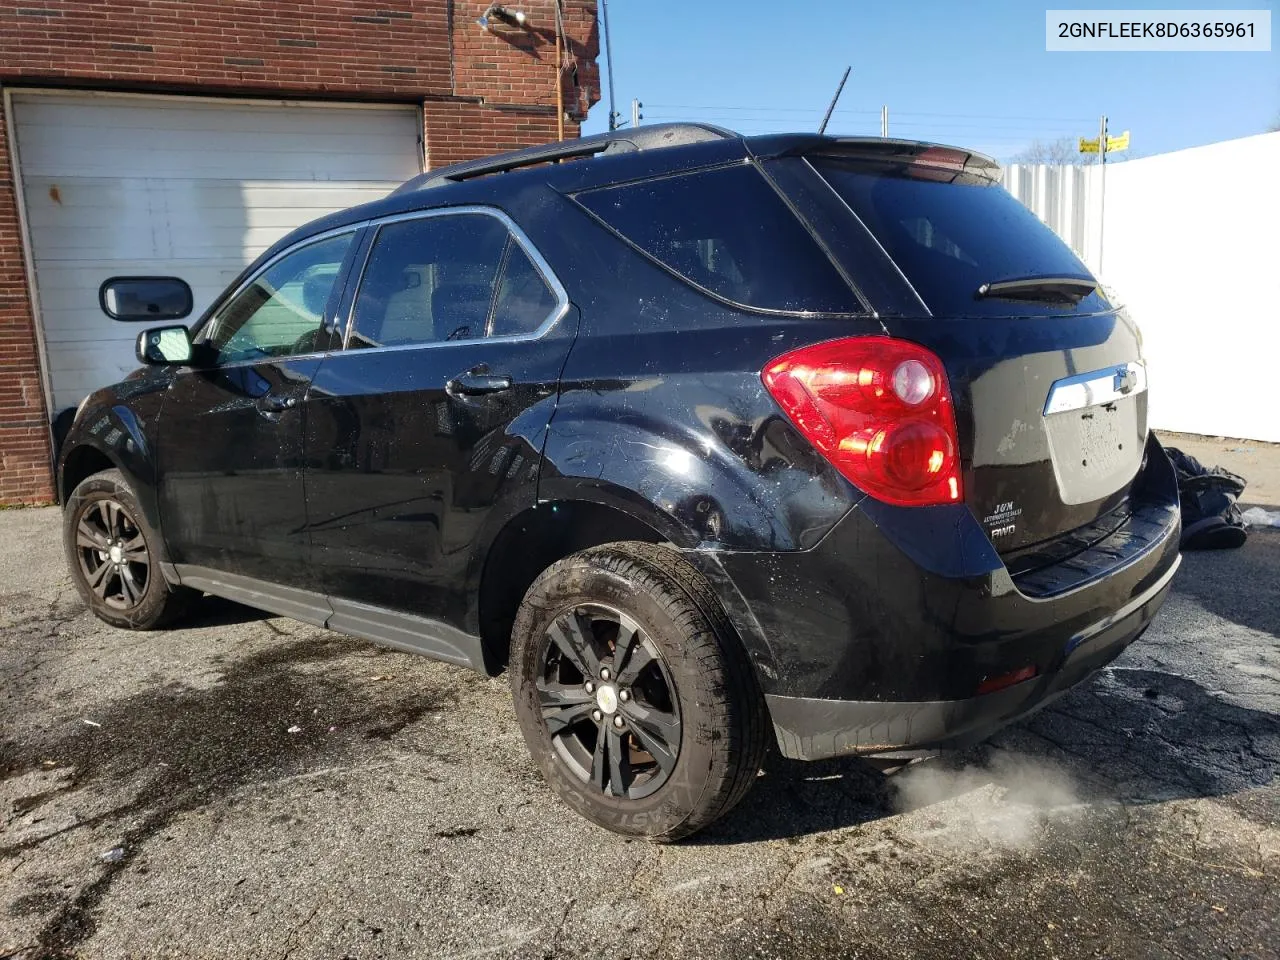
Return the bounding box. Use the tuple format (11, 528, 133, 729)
(1011, 137, 1097, 165)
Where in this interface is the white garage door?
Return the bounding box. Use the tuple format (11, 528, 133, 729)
(10, 91, 423, 412)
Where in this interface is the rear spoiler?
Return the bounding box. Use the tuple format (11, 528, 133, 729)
(746, 135, 1003, 183)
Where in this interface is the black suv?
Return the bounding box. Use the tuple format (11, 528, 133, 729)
(58, 124, 1181, 840)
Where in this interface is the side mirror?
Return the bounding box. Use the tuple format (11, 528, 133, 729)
(100, 277, 193, 323)
(136, 325, 194, 366)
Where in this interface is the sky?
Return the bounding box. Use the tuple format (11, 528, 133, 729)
(582, 0, 1278, 161)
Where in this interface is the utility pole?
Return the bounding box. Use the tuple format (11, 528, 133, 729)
(601, 0, 619, 131)
(631, 98, 643, 128)
(1079, 115, 1128, 275)
(1097, 114, 1108, 274)
(880, 104, 889, 137)
(553, 0, 564, 141)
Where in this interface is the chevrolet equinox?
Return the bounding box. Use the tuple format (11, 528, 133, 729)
(58, 124, 1182, 840)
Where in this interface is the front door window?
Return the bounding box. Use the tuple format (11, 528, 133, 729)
(202, 233, 355, 364)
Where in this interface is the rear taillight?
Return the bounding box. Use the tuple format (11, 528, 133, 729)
(762, 336, 963, 507)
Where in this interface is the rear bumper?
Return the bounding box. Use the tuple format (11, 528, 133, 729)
(765, 551, 1178, 759)
(683, 433, 1182, 761)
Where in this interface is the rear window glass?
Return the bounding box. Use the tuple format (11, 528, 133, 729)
(574, 164, 861, 313)
(814, 159, 1107, 317)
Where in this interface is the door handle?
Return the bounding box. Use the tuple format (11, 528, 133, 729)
(257, 394, 298, 413)
(446, 371, 513, 396)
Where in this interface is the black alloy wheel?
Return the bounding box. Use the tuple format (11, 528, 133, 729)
(538, 603, 683, 800)
(74, 497, 151, 610)
(63, 468, 196, 630)
(510, 542, 769, 840)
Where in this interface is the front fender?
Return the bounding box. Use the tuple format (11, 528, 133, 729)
(57, 375, 171, 530)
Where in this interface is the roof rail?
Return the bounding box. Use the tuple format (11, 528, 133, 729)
(393, 122, 738, 194)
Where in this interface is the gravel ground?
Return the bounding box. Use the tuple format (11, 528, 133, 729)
(1, 438, 1277, 960)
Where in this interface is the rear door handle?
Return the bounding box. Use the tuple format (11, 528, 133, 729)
(257, 393, 298, 413)
(446, 371, 513, 396)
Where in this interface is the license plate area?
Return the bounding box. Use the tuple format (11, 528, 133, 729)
(1043, 362, 1148, 506)
(1046, 396, 1146, 505)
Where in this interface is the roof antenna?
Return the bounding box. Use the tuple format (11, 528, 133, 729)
(818, 66, 851, 135)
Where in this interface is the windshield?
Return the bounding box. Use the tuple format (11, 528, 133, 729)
(813, 157, 1112, 317)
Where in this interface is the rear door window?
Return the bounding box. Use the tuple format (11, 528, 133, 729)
(349, 214, 507, 349)
(348, 213, 563, 349)
(574, 164, 862, 314)
(813, 158, 1107, 317)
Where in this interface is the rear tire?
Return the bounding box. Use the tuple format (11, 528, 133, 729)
(509, 541, 768, 841)
(63, 468, 196, 630)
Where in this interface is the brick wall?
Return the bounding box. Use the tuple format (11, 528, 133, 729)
(0, 93, 55, 505)
(430, 1, 599, 166)
(452, 0, 599, 120)
(0, 2, 454, 94)
(0, 0, 600, 502)
(423, 99, 569, 168)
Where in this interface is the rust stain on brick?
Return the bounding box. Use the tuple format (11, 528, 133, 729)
(48, 185, 61, 206)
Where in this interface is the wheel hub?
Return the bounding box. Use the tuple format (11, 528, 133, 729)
(594, 683, 619, 715)
(107, 543, 124, 564)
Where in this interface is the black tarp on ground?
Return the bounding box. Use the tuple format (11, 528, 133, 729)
(1166, 447, 1248, 550)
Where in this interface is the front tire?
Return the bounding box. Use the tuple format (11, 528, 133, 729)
(63, 468, 195, 630)
(510, 542, 768, 841)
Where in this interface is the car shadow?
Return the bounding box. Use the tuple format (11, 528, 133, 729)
(181, 594, 273, 629)
(691, 665, 1280, 846)
(1169, 534, 1280, 638)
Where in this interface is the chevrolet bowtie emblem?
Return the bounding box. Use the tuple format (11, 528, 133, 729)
(1114, 366, 1137, 395)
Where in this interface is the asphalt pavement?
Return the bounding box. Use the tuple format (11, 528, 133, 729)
(2, 435, 1277, 959)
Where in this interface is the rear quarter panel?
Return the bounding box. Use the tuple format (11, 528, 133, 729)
(519, 175, 882, 552)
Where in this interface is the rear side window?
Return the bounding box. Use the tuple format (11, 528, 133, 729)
(814, 159, 1106, 317)
(348, 213, 560, 349)
(574, 164, 861, 313)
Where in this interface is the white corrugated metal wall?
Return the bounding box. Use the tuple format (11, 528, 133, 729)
(1002, 162, 1100, 269)
(1002, 132, 1280, 442)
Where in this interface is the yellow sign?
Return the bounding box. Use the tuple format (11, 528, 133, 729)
(1080, 132, 1131, 154)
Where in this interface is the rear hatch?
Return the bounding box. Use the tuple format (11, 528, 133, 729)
(809, 151, 1147, 553)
